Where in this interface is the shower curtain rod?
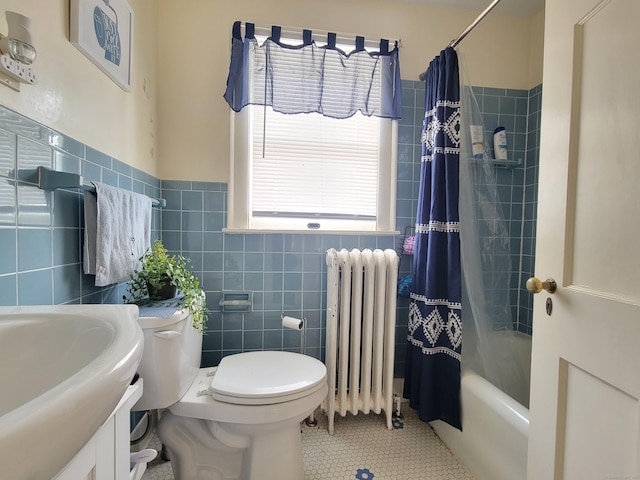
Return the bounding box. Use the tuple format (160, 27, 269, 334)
(419, 0, 502, 80)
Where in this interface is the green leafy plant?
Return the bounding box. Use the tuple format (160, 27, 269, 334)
(124, 240, 208, 333)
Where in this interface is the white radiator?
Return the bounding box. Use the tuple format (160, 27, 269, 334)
(324, 248, 399, 434)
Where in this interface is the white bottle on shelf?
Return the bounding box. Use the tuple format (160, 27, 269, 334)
(493, 126, 508, 160)
(470, 125, 485, 159)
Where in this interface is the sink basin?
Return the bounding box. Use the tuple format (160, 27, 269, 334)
(0, 305, 143, 480)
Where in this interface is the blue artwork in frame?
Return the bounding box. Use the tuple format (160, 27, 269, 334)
(70, 0, 133, 92)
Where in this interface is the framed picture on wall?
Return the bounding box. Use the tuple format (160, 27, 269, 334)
(70, 0, 134, 92)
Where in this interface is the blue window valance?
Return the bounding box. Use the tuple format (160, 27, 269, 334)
(223, 21, 402, 120)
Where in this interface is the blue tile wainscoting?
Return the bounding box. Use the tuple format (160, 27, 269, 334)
(0, 81, 540, 381)
(0, 107, 162, 307)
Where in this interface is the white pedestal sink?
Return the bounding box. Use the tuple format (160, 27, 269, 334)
(0, 305, 144, 480)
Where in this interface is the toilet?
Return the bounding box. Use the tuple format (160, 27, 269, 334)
(134, 308, 327, 480)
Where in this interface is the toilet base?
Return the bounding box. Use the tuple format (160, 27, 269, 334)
(158, 411, 306, 480)
(158, 412, 244, 480)
(239, 418, 305, 480)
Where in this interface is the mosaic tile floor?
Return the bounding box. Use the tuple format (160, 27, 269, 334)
(141, 405, 475, 480)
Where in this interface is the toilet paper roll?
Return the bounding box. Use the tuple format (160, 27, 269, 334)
(282, 315, 304, 330)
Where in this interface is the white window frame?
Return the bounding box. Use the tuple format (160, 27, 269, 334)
(225, 33, 398, 234)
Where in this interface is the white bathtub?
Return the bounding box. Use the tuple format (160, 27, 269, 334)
(430, 331, 531, 480)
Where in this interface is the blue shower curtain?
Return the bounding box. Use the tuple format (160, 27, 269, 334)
(403, 47, 462, 430)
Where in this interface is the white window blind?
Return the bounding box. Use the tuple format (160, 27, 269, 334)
(251, 107, 379, 220)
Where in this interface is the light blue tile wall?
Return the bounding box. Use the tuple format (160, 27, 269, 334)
(0, 79, 540, 381)
(157, 81, 423, 377)
(517, 84, 542, 334)
(0, 106, 162, 307)
(162, 178, 401, 371)
(174, 80, 541, 375)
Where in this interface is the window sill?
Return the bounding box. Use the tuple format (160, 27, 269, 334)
(222, 228, 401, 236)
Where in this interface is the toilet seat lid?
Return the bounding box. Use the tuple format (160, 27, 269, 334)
(209, 351, 326, 404)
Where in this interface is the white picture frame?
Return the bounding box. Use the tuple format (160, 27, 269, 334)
(70, 0, 133, 92)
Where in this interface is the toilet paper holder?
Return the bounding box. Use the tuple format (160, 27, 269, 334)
(218, 291, 252, 312)
(281, 315, 304, 330)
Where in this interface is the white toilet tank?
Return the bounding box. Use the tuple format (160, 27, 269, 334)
(133, 307, 203, 411)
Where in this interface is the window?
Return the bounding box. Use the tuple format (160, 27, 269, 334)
(226, 28, 399, 233)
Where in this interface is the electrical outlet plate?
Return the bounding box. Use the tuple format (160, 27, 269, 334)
(0, 35, 17, 90)
(0, 54, 35, 83)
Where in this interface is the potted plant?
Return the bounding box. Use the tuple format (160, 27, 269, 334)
(124, 239, 208, 333)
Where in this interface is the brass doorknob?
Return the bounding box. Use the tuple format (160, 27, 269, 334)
(526, 277, 557, 294)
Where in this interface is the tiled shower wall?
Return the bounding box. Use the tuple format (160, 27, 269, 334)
(519, 84, 542, 333)
(399, 82, 542, 335)
(0, 80, 540, 377)
(471, 85, 542, 334)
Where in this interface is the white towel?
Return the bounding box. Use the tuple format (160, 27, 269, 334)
(83, 182, 152, 286)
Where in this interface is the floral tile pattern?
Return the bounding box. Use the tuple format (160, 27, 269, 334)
(392, 418, 404, 430)
(355, 468, 375, 479)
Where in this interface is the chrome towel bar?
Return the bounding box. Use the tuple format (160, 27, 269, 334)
(35, 166, 166, 208)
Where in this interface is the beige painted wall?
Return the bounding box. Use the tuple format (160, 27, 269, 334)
(0, 1, 543, 182)
(156, 0, 543, 183)
(0, 0, 157, 175)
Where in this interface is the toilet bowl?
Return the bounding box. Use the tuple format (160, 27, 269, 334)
(134, 307, 327, 480)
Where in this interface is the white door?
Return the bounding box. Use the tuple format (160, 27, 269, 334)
(527, 0, 640, 478)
